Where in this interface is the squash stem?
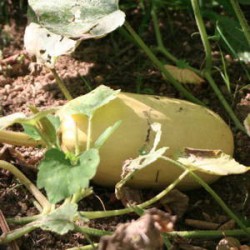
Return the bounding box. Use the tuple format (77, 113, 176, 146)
(7, 215, 42, 225)
(50, 68, 73, 101)
(205, 72, 245, 132)
(80, 169, 190, 219)
(0, 160, 51, 212)
(166, 227, 250, 239)
(124, 21, 203, 105)
(86, 115, 93, 150)
(151, 5, 202, 77)
(0, 222, 38, 244)
(191, 0, 245, 132)
(161, 156, 250, 235)
(66, 243, 99, 250)
(230, 0, 250, 46)
(0, 130, 44, 147)
(191, 0, 212, 72)
(151, 6, 177, 63)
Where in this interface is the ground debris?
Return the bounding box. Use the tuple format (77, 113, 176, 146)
(98, 208, 176, 250)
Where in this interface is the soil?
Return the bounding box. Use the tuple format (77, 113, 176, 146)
(0, 2, 250, 250)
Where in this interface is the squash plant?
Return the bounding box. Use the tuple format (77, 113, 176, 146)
(0, 0, 250, 248)
(0, 85, 250, 248)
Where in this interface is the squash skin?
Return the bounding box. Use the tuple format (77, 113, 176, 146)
(60, 93, 234, 190)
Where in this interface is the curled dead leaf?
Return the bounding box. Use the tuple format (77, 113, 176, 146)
(164, 64, 205, 84)
(177, 148, 250, 176)
(98, 208, 176, 250)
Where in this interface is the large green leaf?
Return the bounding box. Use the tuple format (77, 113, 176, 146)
(37, 148, 100, 203)
(176, 148, 250, 175)
(28, 0, 125, 39)
(57, 85, 120, 117)
(39, 204, 77, 234)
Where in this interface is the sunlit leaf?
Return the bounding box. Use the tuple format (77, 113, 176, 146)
(164, 65, 205, 84)
(28, 0, 125, 39)
(176, 148, 250, 175)
(57, 85, 120, 118)
(37, 148, 100, 203)
(39, 204, 77, 234)
(24, 22, 79, 68)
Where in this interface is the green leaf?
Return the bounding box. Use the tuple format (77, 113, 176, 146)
(39, 204, 77, 234)
(37, 148, 100, 203)
(28, 0, 125, 39)
(0, 108, 57, 130)
(22, 124, 41, 141)
(24, 22, 79, 68)
(244, 113, 250, 137)
(47, 115, 61, 132)
(176, 148, 250, 175)
(215, 15, 250, 63)
(58, 85, 120, 117)
(22, 115, 60, 142)
(94, 120, 121, 149)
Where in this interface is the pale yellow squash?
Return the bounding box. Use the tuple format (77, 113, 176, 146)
(60, 93, 234, 190)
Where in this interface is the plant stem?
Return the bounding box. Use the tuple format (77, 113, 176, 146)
(74, 225, 112, 236)
(151, 7, 177, 63)
(0, 222, 38, 244)
(124, 22, 203, 105)
(166, 227, 250, 239)
(0, 160, 51, 211)
(50, 68, 73, 101)
(29, 105, 57, 148)
(205, 72, 245, 132)
(80, 169, 190, 219)
(0, 130, 43, 147)
(161, 156, 250, 235)
(230, 0, 250, 46)
(151, 6, 203, 78)
(67, 243, 99, 250)
(191, 0, 245, 132)
(86, 115, 93, 150)
(7, 215, 42, 225)
(191, 0, 212, 72)
(71, 188, 93, 204)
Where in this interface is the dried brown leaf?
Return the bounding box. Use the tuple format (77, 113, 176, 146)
(164, 65, 205, 84)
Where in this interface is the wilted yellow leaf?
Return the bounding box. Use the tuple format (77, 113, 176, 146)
(165, 64, 205, 84)
(176, 148, 250, 175)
